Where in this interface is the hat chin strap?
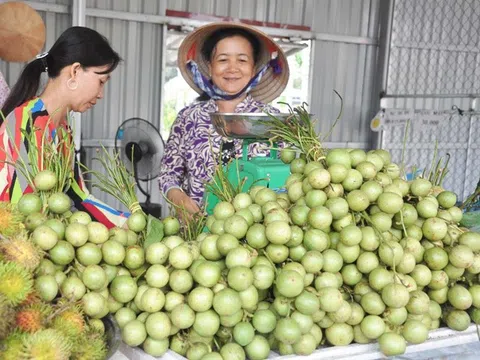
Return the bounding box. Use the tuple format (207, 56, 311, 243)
(186, 57, 281, 101)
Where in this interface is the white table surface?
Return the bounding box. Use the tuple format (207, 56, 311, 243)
(110, 324, 480, 360)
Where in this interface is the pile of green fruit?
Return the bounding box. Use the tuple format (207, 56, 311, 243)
(93, 147, 480, 359)
(0, 197, 116, 360)
(3, 144, 480, 359)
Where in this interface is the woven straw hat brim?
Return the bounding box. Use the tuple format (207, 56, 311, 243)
(178, 22, 289, 104)
(0, 2, 46, 62)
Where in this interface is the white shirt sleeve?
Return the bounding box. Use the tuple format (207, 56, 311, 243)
(0, 72, 10, 110)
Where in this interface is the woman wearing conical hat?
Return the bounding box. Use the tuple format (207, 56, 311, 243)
(158, 22, 290, 216)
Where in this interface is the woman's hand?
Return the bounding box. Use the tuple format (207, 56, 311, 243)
(167, 188, 201, 220)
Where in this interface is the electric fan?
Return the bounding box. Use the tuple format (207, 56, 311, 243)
(115, 117, 165, 217)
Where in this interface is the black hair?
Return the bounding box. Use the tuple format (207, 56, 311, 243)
(1, 26, 121, 117)
(196, 93, 211, 102)
(201, 28, 261, 64)
(197, 27, 262, 102)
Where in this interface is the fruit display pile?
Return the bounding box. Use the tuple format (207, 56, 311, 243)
(0, 193, 114, 360)
(1, 111, 480, 360)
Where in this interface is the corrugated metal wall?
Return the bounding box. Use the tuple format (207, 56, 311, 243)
(387, 0, 480, 97)
(0, 0, 384, 213)
(165, 0, 313, 26)
(383, 0, 480, 110)
(81, 15, 165, 212)
(309, 0, 381, 146)
(379, 0, 480, 200)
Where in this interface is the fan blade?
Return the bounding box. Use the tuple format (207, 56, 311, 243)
(116, 118, 166, 181)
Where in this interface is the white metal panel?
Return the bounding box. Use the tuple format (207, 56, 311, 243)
(381, 1, 479, 200)
(379, 108, 478, 201)
(310, 41, 378, 147)
(380, 97, 472, 111)
(24, 0, 71, 5)
(387, 0, 480, 96)
(306, 0, 381, 148)
(81, 19, 164, 139)
(165, 0, 310, 26)
(309, 0, 380, 37)
(86, 0, 168, 15)
(80, 12, 165, 209)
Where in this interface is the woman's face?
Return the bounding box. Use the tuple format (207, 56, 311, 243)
(69, 64, 111, 113)
(209, 35, 255, 95)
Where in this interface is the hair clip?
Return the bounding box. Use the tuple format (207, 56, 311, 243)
(36, 52, 49, 73)
(36, 52, 49, 59)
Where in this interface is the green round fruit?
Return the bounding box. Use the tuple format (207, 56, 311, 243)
(17, 193, 42, 215)
(33, 170, 58, 191)
(280, 147, 296, 164)
(48, 192, 71, 214)
(127, 212, 147, 233)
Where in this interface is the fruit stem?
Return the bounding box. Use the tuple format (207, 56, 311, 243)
(399, 209, 409, 238)
(45, 298, 77, 323)
(360, 211, 387, 244)
(242, 310, 254, 322)
(134, 269, 147, 281)
(213, 337, 221, 351)
(287, 304, 293, 318)
(261, 250, 278, 275)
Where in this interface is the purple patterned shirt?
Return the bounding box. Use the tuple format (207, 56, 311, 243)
(158, 95, 279, 206)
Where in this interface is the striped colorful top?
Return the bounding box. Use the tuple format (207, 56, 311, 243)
(0, 98, 128, 228)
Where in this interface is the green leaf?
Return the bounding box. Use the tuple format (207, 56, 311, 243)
(143, 214, 164, 249)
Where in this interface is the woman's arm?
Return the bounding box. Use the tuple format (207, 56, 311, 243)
(65, 119, 130, 228)
(158, 107, 201, 216)
(66, 162, 130, 229)
(158, 108, 189, 198)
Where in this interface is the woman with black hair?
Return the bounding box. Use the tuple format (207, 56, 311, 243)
(0, 26, 127, 228)
(158, 22, 290, 216)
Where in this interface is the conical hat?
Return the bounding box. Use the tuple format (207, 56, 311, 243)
(0, 2, 46, 62)
(177, 22, 290, 104)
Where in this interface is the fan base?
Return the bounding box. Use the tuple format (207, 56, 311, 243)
(141, 202, 162, 218)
